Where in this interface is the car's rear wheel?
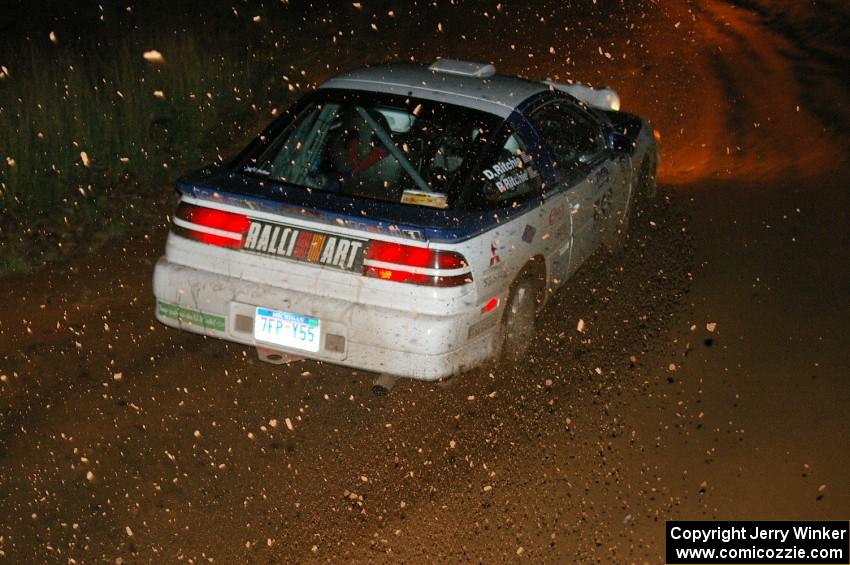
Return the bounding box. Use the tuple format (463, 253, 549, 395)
(495, 273, 539, 367)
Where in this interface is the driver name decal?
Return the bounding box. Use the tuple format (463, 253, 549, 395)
(483, 155, 524, 179)
(484, 153, 538, 194)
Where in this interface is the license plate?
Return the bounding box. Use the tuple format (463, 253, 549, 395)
(253, 307, 320, 352)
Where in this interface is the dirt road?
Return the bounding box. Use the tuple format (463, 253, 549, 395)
(1, 1, 848, 562)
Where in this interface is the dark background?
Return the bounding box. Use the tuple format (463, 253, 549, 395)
(0, 1, 848, 562)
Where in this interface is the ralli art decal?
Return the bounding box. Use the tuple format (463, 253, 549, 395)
(243, 219, 365, 272)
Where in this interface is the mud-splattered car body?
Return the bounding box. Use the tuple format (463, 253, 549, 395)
(153, 59, 658, 380)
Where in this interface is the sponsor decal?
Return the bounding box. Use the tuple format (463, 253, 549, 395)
(158, 301, 226, 332)
(482, 268, 508, 288)
(400, 190, 448, 209)
(594, 184, 615, 223)
(489, 240, 501, 267)
(590, 165, 610, 186)
(400, 228, 424, 241)
(243, 219, 365, 272)
(522, 224, 536, 243)
(548, 203, 565, 225)
(388, 224, 426, 241)
(329, 221, 423, 241)
(243, 165, 271, 177)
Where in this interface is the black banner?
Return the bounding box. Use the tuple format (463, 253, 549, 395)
(666, 521, 849, 564)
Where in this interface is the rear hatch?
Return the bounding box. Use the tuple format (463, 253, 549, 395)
(167, 167, 478, 293)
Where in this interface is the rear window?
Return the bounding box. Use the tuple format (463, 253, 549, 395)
(241, 90, 503, 209)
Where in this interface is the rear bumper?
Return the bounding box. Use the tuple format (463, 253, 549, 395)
(152, 257, 497, 380)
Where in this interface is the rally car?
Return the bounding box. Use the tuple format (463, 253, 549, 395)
(153, 59, 658, 381)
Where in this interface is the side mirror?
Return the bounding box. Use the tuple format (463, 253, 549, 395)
(606, 131, 633, 154)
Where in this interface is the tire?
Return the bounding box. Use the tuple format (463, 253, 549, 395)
(495, 273, 539, 367)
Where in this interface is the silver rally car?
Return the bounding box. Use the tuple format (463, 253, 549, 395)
(153, 59, 658, 380)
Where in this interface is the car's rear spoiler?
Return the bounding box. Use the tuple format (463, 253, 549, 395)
(541, 80, 621, 111)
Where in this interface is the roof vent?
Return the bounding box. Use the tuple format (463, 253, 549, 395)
(428, 59, 496, 78)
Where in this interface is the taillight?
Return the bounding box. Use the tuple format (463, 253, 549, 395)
(363, 240, 472, 287)
(171, 202, 250, 248)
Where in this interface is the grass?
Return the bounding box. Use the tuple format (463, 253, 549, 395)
(0, 32, 284, 273)
(0, 1, 415, 275)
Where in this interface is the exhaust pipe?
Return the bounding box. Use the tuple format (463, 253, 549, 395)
(256, 346, 304, 365)
(372, 373, 399, 396)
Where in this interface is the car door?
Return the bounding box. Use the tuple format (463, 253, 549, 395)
(463, 123, 550, 300)
(528, 100, 611, 275)
(598, 131, 635, 247)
